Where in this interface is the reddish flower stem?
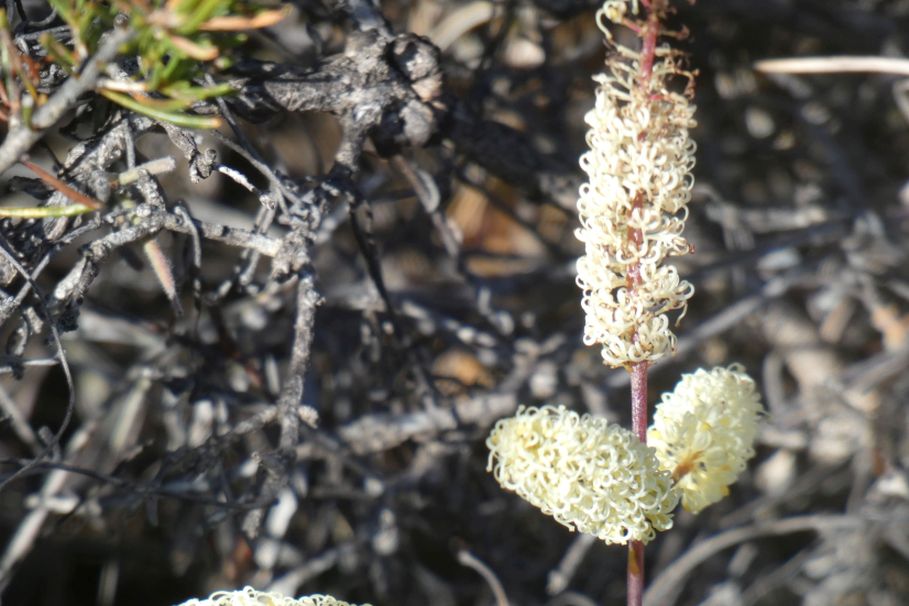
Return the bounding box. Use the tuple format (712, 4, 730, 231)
(630, 360, 650, 443)
(625, 3, 662, 605)
(626, 360, 649, 606)
(638, 16, 659, 92)
(627, 540, 645, 606)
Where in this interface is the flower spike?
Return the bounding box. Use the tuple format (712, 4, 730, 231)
(576, 0, 698, 367)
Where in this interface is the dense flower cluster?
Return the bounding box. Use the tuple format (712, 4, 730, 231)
(647, 365, 764, 513)
(486, 405, 678, 544)
(576, 0, 697, 367)
(175, 587, 368, 606)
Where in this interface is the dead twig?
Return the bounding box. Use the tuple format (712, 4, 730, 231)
(644, 515, 864, 606)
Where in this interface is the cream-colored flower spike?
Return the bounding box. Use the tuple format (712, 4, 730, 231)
(576, 0, 697, 367)
(647, 365, 764, 514)
(487, 405, 678, 545)
(174, 587, 370, 606)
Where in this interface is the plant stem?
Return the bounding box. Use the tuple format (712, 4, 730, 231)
(629, 361, 650, 442)
(627, 540, 645, 606)
(626, 360, 650, 606)
(625, 2, 661, 602)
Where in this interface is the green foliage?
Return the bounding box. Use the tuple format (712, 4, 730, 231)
(0, 203, 94, 218)
(38, 0, 287, 127)
(45, 0, 119, 59)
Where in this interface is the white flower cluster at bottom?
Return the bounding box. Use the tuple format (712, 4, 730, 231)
(175, 587, 369, 606)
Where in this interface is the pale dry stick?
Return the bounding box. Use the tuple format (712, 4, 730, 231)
(755, 56, 909, 77)
(0, 358, 59, 374)
(333, 385, 519, 456)
(428, 1, 495, 51)
(217, 163, 275, 206)
(314, 342, 542, 467)
(142, 238, 181, 314)
(0, 247, 56, 325)
(457, 548, 510, 606)
(252, 486, 299, 575)
(240, 274, 320, 535)
(266, 542, 355, 597)
(97, 559, 119, 606)
(116, 156, 176, 186)
(105, 375, 153, 456)
(121, 161, 183, 315)
(158, 209, 282, 257)
(0, 384, 40, 453)
(755, 55, 909, 122)
(49, 215, 166, 306)
(739, 546, 813, 606)
(643, 515, 863, 606)
(547, 534, 597, 595)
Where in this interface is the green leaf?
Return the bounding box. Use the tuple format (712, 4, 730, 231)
(0, 204, 94, 218)
(100, 89, 223, 129)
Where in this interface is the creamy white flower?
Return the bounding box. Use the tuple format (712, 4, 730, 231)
(487, 405, 678, 544)
(175, 587, 369, 606)
(647, 365, 764, 513)
(576, 0, 697, 367)
(601, 0, 632, 22)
